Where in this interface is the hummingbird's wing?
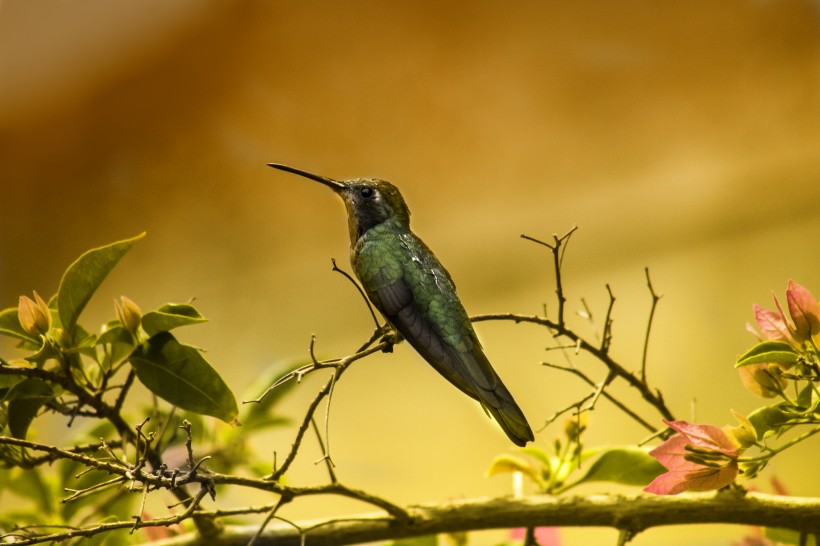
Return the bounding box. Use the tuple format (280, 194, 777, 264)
(357, 234, 534, 446)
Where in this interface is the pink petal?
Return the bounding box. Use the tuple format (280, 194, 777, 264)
(677, 463, 738, 491)
(786, 280, 820, 340)
(644, 470, 692, 495)
(649, 434, 699, 471)
(753, 304, 790, 342)
(662, 420, 740, 455)
(644, 462, 738, 495)
(772, 293, 798, 340)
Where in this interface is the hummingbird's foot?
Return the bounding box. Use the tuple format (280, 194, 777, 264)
(380, 327, 402, 352)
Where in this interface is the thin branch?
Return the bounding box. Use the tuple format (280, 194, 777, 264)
(331, 258, 381, 329)
(601, 284, 616, 354)
(473, 312, 675, 423)
(641, 267, 662, 383)
(248, 495, 292, 546)
(312, 416, 337, 483)
(521, 226, 577, 328)
(542, 363, 657, 433)
(267, 341, 392, 482)
(2, 486, 210, 545)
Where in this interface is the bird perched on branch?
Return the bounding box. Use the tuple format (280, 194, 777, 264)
(269, 163, 534, 446)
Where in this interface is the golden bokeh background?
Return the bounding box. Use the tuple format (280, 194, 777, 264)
(2, 1, 820, 544)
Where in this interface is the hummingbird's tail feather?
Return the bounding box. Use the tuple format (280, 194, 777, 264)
(441, 343, 535, 446)
(484, 396, 535, 447)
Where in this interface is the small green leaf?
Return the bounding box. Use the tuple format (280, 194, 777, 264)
(518, 445, 554, 469)
(0, 307, 39, 344)
(5, 378, 54, 439)
(486, 454, 541, 485)
(97, 325, 136, 370)
(129, 332, 238, 423)
(746, 403, 801, 440)
(57, 233, 146, 333)
(565, 446, 665, 490)
(141, 303, 207, 336)
(735, 341, 799, 368)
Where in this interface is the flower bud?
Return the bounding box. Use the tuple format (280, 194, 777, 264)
(18, 291, 51, 336)
(114, 296, 142, 334)
(563, 413, 588, 442)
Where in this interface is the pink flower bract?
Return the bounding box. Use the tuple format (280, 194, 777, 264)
(644, 420, 740, 495)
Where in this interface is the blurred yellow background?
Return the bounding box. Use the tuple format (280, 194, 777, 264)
(2, 1, 820, 544)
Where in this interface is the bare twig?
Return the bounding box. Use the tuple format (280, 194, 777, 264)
(641, 268, 662, 383)
(473, 312, 675, 423)
(266, 341, 392, 482)
(601, 284, 616, 354)
(332, 258, 381, 329)
(312, 417, 337, 483)
(521, 226, 577, 328)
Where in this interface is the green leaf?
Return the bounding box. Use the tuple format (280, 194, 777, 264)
(57, 233, 146, 333)
(0, 307, 38, 344)
(5, 378, 54, 439)
(141, 303, 207, 336)
(486, 453, 541, 485)
(747, 404, 793, 440)
(565, 446, 665, 490)
(518, 445, 554, 469)
(129, 332, 238, 423)
(97, 325, 137, 370)
(735, 340, 799, 368)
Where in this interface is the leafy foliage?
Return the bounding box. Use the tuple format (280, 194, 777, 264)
(0, 235, 297, 543)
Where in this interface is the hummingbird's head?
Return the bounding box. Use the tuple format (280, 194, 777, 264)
(268, 163, 411, 243)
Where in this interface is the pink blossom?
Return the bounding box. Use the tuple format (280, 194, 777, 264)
(785, 280, 820, 342)
(753, 280, 820, 346)
(644, 420, 740, 495)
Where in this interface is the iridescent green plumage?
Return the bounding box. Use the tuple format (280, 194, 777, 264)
(269, 163, 534, 446)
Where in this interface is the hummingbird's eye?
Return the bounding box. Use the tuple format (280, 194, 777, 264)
(359, 187, 376, 199)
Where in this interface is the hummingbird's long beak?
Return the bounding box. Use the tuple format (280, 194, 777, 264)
(267, 163, 346, 191)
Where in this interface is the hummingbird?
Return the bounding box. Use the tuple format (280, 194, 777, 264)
(268, 163, 534, 446)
